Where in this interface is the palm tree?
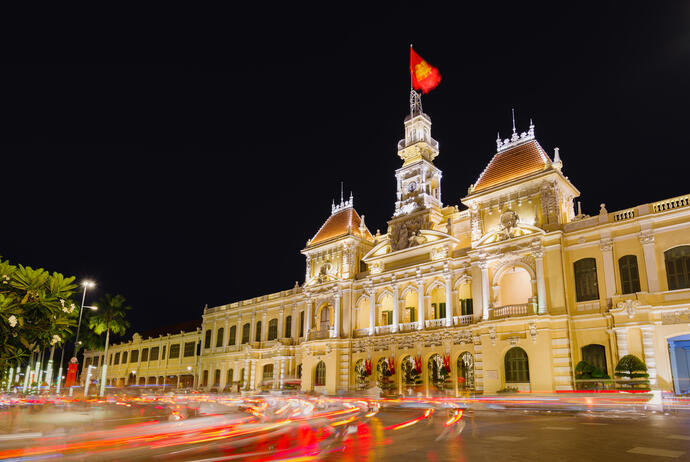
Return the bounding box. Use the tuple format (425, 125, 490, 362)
(88, 294, 130, 396)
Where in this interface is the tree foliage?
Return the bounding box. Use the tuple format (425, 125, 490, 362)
(0, 257, 79, 368)
(88, 293, 130, 338)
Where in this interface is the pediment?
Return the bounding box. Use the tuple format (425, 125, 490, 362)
(475, 222, 545, 246)
(362, 229, 459, 266)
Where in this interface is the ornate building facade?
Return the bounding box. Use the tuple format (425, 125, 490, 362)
(85, 92, 690, 396)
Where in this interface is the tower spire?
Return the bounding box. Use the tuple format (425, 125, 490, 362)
(511, 108, 517, 135)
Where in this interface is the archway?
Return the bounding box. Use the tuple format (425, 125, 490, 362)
(401, 355, 422, 394)
(430, 285, 447, 320)
(401, 287, 418, 324)
(428, 354, 450, 393)
(457, 352, 475, 391)
(376, 357, 394, 392)
(354, 359, 371, 390)
(314, 361, 326, 388)
(378, 292, 394, 327)
(497, 266, 532, 307)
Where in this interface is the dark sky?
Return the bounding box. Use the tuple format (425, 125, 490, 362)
(3, 4, 689, 335)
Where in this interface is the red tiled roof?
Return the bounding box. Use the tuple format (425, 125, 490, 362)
(310, 207, 373, 246)
(473, 139, 552, 192)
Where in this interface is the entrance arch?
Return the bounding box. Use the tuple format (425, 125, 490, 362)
(505, 347, 530, 390)
(457, 352, 475, 391)
(495, 265, 533, 307)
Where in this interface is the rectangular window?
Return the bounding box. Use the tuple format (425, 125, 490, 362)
(229, 325, 237, 345)
(93, 356, 99, 367)
(406, 307, 416, 322)
(161, 345, 166, 360)
(149, 346, 159, 361)
(619, 255, 641, 294)
(114, 352, 120, 365)
(460, 299, 473, 316)
(242, 323, 250, 344)
(214, 369, 221, 387)
(85, 357, 92, 368)
(299, 311, 305, 337)
(109, 353, 113, 365)
(130, 350, 139, 363)
(383, 310, 393, 325)
(432, 303, 446, 318)
(122, 351, 128, 364)
(268, 319, 278, 341)
(141, 348, 149, 362)
(285, 315, 292, 337)
(202, 370, 209, 387)
(255, 321, 262, 342)
(183, 341, 195, 357)
(216, 327, 224, 347)
(204, 329, 212, 349)
(169, 344, 180, 359)
(574, 258, 600, 302)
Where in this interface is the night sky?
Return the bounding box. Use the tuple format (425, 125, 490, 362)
(3, 4, 689, 336)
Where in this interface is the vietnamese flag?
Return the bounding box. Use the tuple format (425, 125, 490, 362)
(410, 47, 441, 94)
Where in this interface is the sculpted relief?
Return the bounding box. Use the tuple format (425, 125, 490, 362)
(390, 216, 428, 251)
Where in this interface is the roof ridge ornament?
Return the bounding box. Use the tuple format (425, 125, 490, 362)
(331, 190, 354, 215)
(496, 115, 536, 152)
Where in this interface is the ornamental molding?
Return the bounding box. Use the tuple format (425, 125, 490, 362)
(616, 299, 641, 319)
(639, 231, 655, 245)
(599, 238, 614, 252)
(662, 309, 690, 325)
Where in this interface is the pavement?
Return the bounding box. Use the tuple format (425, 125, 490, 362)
(325, 407, 690, 461)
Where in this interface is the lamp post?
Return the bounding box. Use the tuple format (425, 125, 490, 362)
(66, 280, 95, 395)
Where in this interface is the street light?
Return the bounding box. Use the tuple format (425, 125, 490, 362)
(65, 280, 95, 395)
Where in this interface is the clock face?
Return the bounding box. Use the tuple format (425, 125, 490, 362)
(408, 182, 417, 193)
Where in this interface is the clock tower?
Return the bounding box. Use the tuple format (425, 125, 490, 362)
(388, 91, 444, 251)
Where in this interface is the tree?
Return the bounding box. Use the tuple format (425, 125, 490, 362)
(615, 354, 649, 390)
(0, 258, 79, 370)
(88, 293, 130, 396)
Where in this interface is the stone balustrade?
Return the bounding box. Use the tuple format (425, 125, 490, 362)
(489, 303, 531, 320)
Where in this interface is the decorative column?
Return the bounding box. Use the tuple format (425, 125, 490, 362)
(250, 312, 256, 345)
(640, 232, 659, 292)
(480, 259, 490, 320)
(640, 327, 657, 386)
(369, 288, 376, 336)
(261, 312, 268, 342)
(333, 291, 341, 338)
(305, 299, 312, 339)
(292, 305, 298, 340)
(249, 359, 256, 391)
(212, 320, 217, 353)
(279, 358, 285, 389)
(392, 284, 399, 333)
(223, 319, 229, 348)
(444, 273, 453, 327)
(243, 359, 249, 390)
(600, 238, 616, 299)
(533, 247, 547, 314)
(417, 279, 425, 330)
(614, 328, 628, 359)
(279, 306, 285, 339)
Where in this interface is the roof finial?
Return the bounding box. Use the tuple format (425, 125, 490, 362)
(340, 181, 344, 205)
(553, 147, 562, 170)
(511, 108, 517, 135)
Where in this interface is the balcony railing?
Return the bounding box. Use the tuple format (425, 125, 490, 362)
(375, 325, 393, 335)
(454, 315, 474, 326)
(398, 322, 418, 332)
(309, 328, 334, 340)
(425, 318, 447, 329)
(489, 303, 534, 320)
(353, 328, 370, 337)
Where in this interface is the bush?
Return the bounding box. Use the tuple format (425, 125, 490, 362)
(615, 354, 649, 390)
(497, 386, 518, 393)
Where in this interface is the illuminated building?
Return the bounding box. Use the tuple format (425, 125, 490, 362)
(84, 91, 690, 395)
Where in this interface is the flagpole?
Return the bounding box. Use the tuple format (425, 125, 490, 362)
(409, 43, 414, 92)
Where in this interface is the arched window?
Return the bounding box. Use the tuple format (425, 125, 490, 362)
(315, 361, 326, 386)
(241, 323, 250, 344)
(665, 246, 690, 290)
(228, 325, 237, 346)
(285, 315, 292, 337)
(458, 352, 475, 390)
(268, 318, 278, 341)
(574, 258, 599, 302)
(581, 344, 607, 375)
(216, 327, 224, 347)
(204, 329, 211, 349)
(505, 347, 529, 383)
(255, 321, 262, 342)
(618, 255, 641, 294)
(320, 305, 330, 331)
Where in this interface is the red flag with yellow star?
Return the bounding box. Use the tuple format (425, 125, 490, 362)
(410, 47, 441, 94)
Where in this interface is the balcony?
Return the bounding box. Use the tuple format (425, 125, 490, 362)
(308, 328, 334, 340)
(353, 328, 370, 338)
(398, 322, 418, 332)
(454, 315, 474, 326)
(425, 318, 447, 329)
(489, 303, 535, 320)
